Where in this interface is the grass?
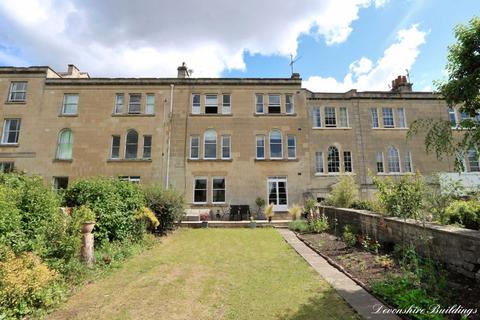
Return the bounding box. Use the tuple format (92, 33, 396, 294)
(47, 229, 359, 320)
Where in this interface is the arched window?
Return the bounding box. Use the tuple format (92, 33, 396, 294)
(269, 130, 283, 159)
(56, 129, 73, 160)
(204, 129, 217, 159)
(327, 146, 340, 173)
(125, 130, 138, 159)
(387, 146, 400, 172)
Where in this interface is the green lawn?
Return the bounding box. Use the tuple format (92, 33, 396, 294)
(47, 229, 359, 320)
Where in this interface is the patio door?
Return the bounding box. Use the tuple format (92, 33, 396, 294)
(267, 176, 288, 211)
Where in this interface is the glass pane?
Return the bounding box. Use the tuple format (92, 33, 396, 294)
(205, 144, 216, 158)
(268, 182, 277, 204)
(206, 95, 217, 105)
(194, 190, 207, 202)
(268, 95, 280, 105)
(212, 190, 225, 203)
(195, 179, 207, 189)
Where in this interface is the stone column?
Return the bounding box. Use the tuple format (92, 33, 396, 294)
(81, 223, 95, 267)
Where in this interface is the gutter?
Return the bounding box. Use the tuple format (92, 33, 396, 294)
(165, 84, 174, 188)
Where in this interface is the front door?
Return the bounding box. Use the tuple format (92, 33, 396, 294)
(267, 176, 288, 211)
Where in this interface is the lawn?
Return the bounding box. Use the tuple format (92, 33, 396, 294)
(47, 228, 359, 320)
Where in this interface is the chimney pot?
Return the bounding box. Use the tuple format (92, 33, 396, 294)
(177, 62, 188, 78)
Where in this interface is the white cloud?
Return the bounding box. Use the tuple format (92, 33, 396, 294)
(303, 24, 427, 92)
(0, 0, 387, 77)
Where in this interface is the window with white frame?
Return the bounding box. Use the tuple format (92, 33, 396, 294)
(190, 136, 199, 159)
(315, 152, 324, 174)
(192, 94, 201, 114)
(376, 151, 384, 173)
(212, 177, 226, 203)
(222, 94, 231, 114)
(312, 107, 321, 128)
(327, 146, 340, 173)
(286, 94, 294, 114)
(145, 94, 155, 114)
(221, 135, 231, 159)
(371, 108, 379, 128)
(339, 107, 348, 127)
(255, 94, 264, 114)
(404, 151, 412, 172)
(287, 135, 296, 159)
(62, 94, 79, 115)
(269, 130, 283, 159)
(125, 130, 138, 159)
(256, 135, 265, 159)
(56, 129, 73, 160)
(205, 95, 218, 114)
(343, 151, 352, 172)
(8, 82, 27, 102)
(467, 148, 480, 172)
(397, 108, 406, 128)
(194, 177, 207, 203)
(111, 135, 121, 159)
(387, 146, 400, 172)
(1, 119, 21, 144)
(325, 107, 336, 127)
(128, 94, 141, 114)
(448, 108, 457, 127)
(143, 135, 152, 159)
(119, 176, 140, 184)
(204, 129, 217, 159)
(114, 94, 124, 114)
(382, 108, 394, 128)
(0, 162, 14, 173)
(268, 94, 281, 114)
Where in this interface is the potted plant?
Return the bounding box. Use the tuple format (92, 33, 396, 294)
(76, 205, 96, 233)
(200, 212, 209, 228)
(255, 197, 266, 219)
(288, 204, 302, 221)
(264, 203, 274, 223)
(249, 215, 256, 229)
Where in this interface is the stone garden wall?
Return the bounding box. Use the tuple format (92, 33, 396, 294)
(321, 206, 480, 280)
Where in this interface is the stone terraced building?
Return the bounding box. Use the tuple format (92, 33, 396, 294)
(0, 63, 470, 216)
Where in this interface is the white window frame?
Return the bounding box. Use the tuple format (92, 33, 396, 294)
(327, 146, 340, 173)
(8, 81, 27, 102)
(192, 94, 201, 114)
(190, 135, 200, 160)
(221, 135, 231, 160)
(256, 135, 265, 160)
(204, 129, 217, 160)
(268, 94, 281, 114)
(143, 135, 152, 159)
(387, 146, 401, 173)
(110, 135, 121, 159)
(125, 129, 139, 159)
(312, 107, 322, 128)
(324, 107, 337, 127)
(397, 108, 406, 128)
(145, 94, 155, 114)
(448, 107, 457, 127)
(114, 94, 124, 114)
(222, 94, 231, 114)
(1, 119, 21, 145)
(371, 108, 379, 128)
(193, 177, 208, 204)
(56, 128, 73, 160)
(269, 130, 283, 159)
(61, 94, 79, 115)
(339, 107, 349, 127)
(212, 177, 226, 204)
(382, 107, 395, 128)
(467, 149, 480, 172)
(128, 94, 141, 114)
(343, 151, 353, 173)
(285, 94, 294, 114)
(404, 151, 413, 172)
(255, 94, 264, 114)
(120, 176, 141, 184)
(315, 151, 324, 174)
(376, 151, 384, 173)
(205, 94, 218, 114)
(287, 135, 296, 159)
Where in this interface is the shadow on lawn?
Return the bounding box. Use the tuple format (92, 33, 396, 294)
(276, 288, 360, 320)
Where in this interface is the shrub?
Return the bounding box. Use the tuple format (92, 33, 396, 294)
(288, 204, 303, 220)
(255, 197, 266, 217)
(0, 185, 24, 253)
(325, 176, 358, 208)
(310, 215, 329, 233)
(144, 185, 185, 234)
(349, 200, 373, 211)
(372, 174, 425, 220)
(288, 220, 309, 233)
(74, 205, 96, 222)
(264, 203, 274, 220)
(341, 225, 357, 247)
(135, 207, 160, 231)
(64, 178, 146, 245)
(445, 200, 480, 229)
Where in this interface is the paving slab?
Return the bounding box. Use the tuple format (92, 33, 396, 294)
(277, 229, 400, 320)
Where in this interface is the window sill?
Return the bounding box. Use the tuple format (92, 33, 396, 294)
(187, 159, 233, 162)
(314, 173, 356, 177)
(111, 114, 156, 117)
(0, 143, 19, 147)
(58, 114, 78, 117)
(372, 127, 409, 130)
(312, 127, 351, 130)
(53, 159, 73, 163)
(254, 158, 299, 162)
(376, 172, 413, 176)
(189, 113, 233, 117)
(254, 113, 297, 117)
(4, 101, 26, 105)
(107, 159, 152, 162)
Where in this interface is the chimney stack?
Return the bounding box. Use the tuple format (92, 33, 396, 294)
(391, 75, 412, 92)
(177, 62, 188, 78)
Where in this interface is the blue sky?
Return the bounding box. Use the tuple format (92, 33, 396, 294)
(0, 0, 478, 92)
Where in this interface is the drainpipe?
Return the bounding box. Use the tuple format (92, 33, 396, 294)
(165, 84, 174, 188)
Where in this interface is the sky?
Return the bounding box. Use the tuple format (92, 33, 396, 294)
(0, 0, 478, 92)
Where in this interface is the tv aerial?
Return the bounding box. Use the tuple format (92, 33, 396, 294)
(289, 54, 302, 75)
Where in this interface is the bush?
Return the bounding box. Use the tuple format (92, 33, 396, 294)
(288, 220, 309, 233)
(144, 185, 185, 234)
(264, 203, 274, 220)
(0, 185, 24, 253)
(288, 204, 303, 220)
(349, 200, 373, 211)
(445, 200, 480, 230)
(341, 225, 357, 247)
(64, 178, 146, 245)
(310, 215, 329, 233)
(325, 176, 358, 208)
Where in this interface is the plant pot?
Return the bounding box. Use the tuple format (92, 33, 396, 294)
(268, 217, 272, 223)
(201, 221, 208, 228)
(81, 222, 95, 233)
(249, 221, 256, 229)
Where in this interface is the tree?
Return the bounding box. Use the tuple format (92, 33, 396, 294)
(408, 17, 480, 171)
